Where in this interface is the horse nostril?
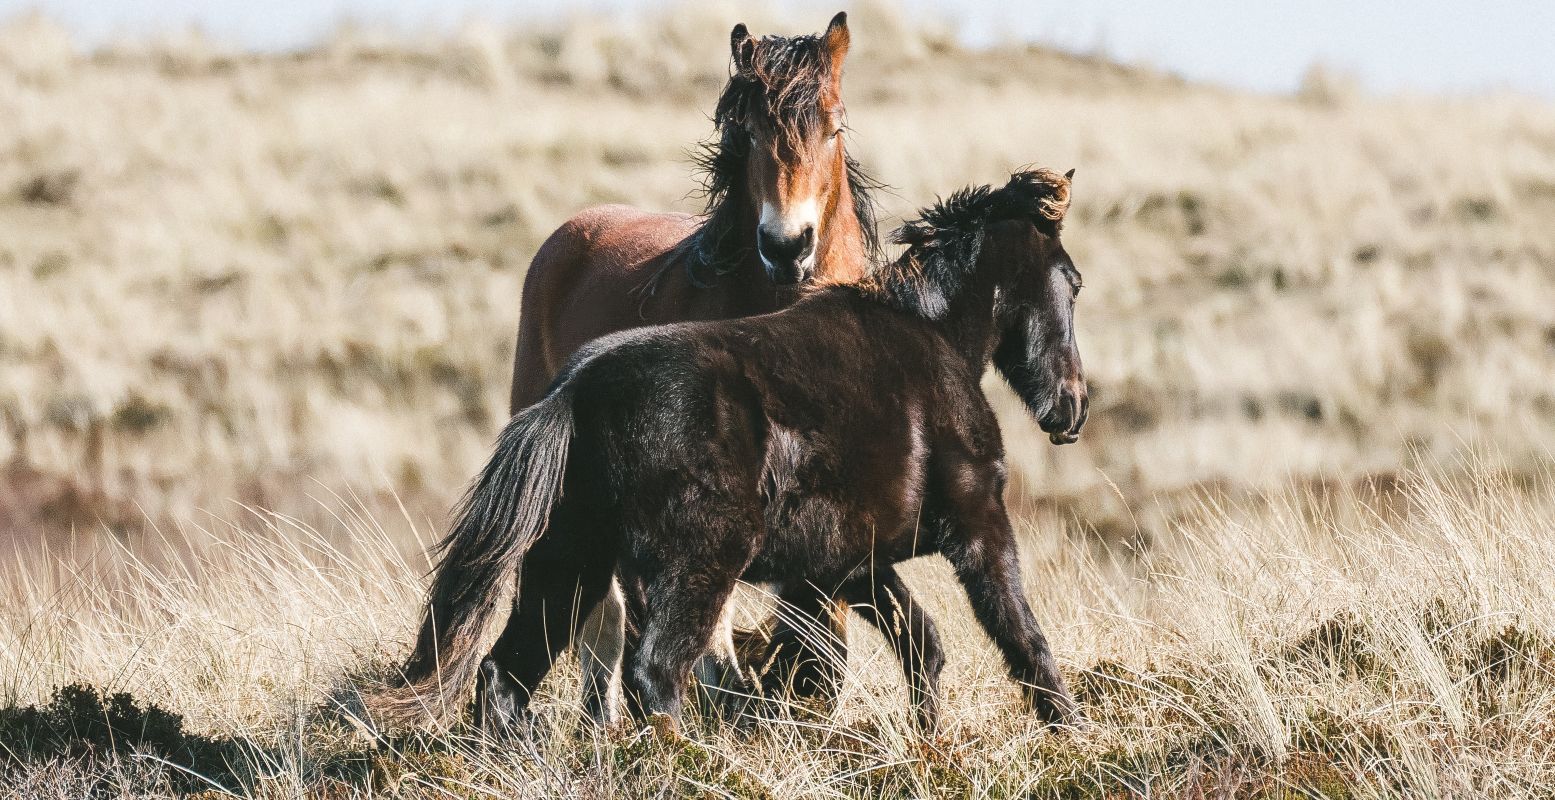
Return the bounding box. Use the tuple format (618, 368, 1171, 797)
(758, 227, 812, 266)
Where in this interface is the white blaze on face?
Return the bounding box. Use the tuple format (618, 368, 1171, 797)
(758, 196, 820, 270)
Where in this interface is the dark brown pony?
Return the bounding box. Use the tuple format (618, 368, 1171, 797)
(507, 13, 926, 724)
(382, 169, 1089, 733)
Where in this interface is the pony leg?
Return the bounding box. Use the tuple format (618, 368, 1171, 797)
(841, 566, 946, 731)
(577, 578, 625, 724)
(943, 501, 1078, 726)
(476, 517, 614, 733)
(616, 570, 649, 706)
(711, 598, 741, 675)
(621, 564, 747, 730)
(759, 584, 849, 707)
(689, 594, 755, 719)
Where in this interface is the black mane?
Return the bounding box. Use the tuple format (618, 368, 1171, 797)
(669, 31, 883, 286)
(871, 169, 1072, 318)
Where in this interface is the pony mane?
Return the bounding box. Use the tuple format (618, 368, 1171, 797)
(870, 169, 1072, 318)
(661, 31, 883, 288)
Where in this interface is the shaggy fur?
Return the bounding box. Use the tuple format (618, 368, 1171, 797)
(673, 19, 884, 286)
(381, 168, 1089, 733)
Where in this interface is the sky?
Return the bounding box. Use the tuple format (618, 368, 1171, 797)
(3, 0, 1552, 98)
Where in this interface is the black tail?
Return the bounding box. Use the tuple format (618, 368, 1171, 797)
(371, 389, 575, 726)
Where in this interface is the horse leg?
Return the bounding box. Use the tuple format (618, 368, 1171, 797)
(620, 526, 753, 730)
(475, 515, 614, 734)
(943, 500, 1079, 726)
(689, 595, 754, 719)
(616, 569, 649, 707)
(841, 566, 946, 731)
(576, 577, 626, 724)
(759, 583, 849, 707)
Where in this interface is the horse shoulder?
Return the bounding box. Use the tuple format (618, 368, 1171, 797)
(916, 345, 1007, 486)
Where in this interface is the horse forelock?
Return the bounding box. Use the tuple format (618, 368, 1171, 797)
(725, 33, 834, 145)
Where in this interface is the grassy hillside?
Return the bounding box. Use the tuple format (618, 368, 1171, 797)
(3, 4, 1555, 797)
(4, 6, 1553, 543)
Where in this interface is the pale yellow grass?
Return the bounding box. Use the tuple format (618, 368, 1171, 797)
(4, 464, 1555, 796)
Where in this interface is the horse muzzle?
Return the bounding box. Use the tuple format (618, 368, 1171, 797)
(1039, 378, 1088, 445)
(757, 225, 816, 285)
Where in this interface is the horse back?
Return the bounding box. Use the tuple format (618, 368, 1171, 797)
(510, 205, 779, 412)
(509, 206, 692, 408)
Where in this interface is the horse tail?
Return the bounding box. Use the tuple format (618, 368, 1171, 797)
(370, 388, 576, 728)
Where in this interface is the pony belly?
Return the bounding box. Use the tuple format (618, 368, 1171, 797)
(743, 497, 843, 583)
(744, 495, 925, 585)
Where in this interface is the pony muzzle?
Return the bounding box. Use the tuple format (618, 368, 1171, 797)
(1040, 378, 1089, 445)
(757, 198, 819, 284)
(756, 224, 816, 284)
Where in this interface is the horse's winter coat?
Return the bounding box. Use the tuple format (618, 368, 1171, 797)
(377, 169, 1089, 733)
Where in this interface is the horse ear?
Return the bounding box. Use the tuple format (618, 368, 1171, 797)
(730, 23, 755, 75)
(823, 12, 851, 80)
(1064, 168, 1076, 182)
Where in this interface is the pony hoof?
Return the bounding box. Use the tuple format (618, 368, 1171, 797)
(1042, 706, 1089, 734)
(1031, 691, 1085, 731)
(645, 713, 681, 740)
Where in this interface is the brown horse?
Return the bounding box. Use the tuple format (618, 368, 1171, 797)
(509, 12, 877, 412)
(383, 168, 1089, 733)
(505, 13, 922, 724)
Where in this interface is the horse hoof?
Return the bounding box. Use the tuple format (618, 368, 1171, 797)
(1043, 705, 1089, 734)
(642, 712, 681, 741)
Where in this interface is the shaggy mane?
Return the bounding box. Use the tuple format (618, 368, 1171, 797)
(655, 29, 883, 289)
(868, 169, 1072, 318)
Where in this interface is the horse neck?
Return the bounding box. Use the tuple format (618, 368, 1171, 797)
(925, 230, 1006, 369)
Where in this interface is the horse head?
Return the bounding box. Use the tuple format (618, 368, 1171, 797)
(714, 13, 872, 285)
(988, 170, 1088, 445)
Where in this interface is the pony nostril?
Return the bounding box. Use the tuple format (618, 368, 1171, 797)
(758, 227, 812, 266)
(797, 226, 815, 261)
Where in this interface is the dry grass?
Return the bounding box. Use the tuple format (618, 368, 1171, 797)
(5, 463, 1555, 797)
(2, 2, 1555, 796)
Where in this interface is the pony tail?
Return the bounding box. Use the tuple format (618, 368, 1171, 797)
(368, 390, 576, 728)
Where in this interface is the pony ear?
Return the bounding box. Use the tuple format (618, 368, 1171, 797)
(823, 12, 851, 82)
(1064, 168, 1076, 181)
(730, 23, 756, 75)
